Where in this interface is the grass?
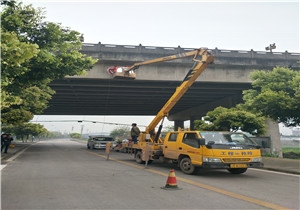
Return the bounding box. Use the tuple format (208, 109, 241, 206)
(282, 146, 300, 159)
(282, 146, 300, 153)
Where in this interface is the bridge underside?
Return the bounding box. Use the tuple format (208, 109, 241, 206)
(44, 78, 251, 120)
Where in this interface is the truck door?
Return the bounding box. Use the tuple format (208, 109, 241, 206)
(163, 133, 179, 159)
(181, 132, 203, 163)
(182, 133, 199, 148)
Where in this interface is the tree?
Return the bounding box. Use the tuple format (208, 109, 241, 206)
(194, 106, 266, 135)
(70, 133, 81, 139)
(242, 67, 300, 127)
(2, 122, 48, 141)
(1, 30, 40, 124)
(110, 126, 130, 142)
(1, 0, 97, 125)
(194, 66, 299, 135)
(162, 125, 174, 132)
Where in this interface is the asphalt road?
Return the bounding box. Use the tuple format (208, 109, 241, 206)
(1, 139, 299, 210)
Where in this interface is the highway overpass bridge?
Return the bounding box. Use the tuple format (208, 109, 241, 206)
(45, 43, 300, 129)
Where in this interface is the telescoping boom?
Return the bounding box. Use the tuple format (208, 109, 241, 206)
(109, 48, 214, 142)
(107, 48, 214, 80)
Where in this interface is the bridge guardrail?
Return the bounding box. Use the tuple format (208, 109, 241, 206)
(81, 43, 300, 68)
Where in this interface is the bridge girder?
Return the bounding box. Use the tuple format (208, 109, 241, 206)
(45, 78, 251, 121)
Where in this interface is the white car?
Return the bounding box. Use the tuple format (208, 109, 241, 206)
(87, 136, 114, 150)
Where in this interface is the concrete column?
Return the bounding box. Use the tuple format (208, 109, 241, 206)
(265, 118, 283, 158)
(189, 117, 195, 130)
(174, 120, 184, 131)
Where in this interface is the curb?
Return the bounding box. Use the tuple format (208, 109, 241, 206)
(1, 142, 34, 164)
(262, 157, 300, 175)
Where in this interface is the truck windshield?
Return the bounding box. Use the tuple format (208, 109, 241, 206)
(199, 132, 257, 146)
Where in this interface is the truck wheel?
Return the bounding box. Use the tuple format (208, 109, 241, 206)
(87, 144, 90, 149)
(179, 157, 195, 174)
(227, 168, 247, 174)
(135, 151, 145, 164)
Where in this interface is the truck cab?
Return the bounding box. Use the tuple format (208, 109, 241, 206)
(163, 131, 263, 174)
(163, 131, 204, 160)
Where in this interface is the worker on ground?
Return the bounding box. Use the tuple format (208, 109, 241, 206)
(1, 133, 14, 153)
(131, 123, 140, 144)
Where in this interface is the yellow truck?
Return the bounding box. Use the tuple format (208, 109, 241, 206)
(112, 48, 263, 174)
(162, 130, 263, 174)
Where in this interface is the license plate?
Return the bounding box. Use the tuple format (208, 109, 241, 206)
(230, 164, 247, 168)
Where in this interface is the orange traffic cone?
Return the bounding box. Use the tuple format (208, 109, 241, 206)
(161, 169, 182, 190)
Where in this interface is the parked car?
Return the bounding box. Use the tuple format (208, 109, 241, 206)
(87, 135, 115, 150)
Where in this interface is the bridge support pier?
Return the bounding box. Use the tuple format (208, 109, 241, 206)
(189, 117, 195, 130)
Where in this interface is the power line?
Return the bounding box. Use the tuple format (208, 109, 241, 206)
(31, 120, 148, 127)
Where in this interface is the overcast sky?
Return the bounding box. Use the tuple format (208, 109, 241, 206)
(22, 0, 299, 135)
(25, 0, 299, 52)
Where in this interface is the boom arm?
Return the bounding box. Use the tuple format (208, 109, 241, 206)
(109, 49, 210, 79)
(145, 48, 214, 134)
(124, 49, 205, 72)
(110, 48, 214, 141)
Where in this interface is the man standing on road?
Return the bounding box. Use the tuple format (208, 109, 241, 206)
(131, 123, 140, 144)
(1, 133, 7, 148)
(1, 133, 13, 153)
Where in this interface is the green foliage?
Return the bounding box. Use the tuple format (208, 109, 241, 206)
(1, 31, 39, 112)
(1, 108, 33, 125)
(70, 133, 81, 139)
(242, 67, 300, 127)
(197, 67, 300, 136)
(110, 126, 130, 141)
(1, 1, 97, 125)
(282, 145, 300, 160)
(282, 146, 300, 154)
(194, 106, 266, 135)
(162, 125, 175, 132)
(262, 152, 280, 158)
(2, 122, 48, 139)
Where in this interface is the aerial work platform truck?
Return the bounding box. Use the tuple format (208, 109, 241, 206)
(111, 48, 263, 174)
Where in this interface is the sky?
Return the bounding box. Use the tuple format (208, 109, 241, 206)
(21, 0, 299, 135)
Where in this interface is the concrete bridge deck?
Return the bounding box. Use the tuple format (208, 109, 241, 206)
(45, 43, 300, 122)
(80, 43, 300, 82)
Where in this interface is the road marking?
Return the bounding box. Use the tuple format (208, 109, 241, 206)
(250, 168, 300, 177)
(7, 145, 31, 162)
(85, 149, 291, 210)
(1, 144, 34, 171)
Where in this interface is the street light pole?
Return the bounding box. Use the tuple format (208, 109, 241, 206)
(80, 125, 84, 136)
(265, 43, 276, 52)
